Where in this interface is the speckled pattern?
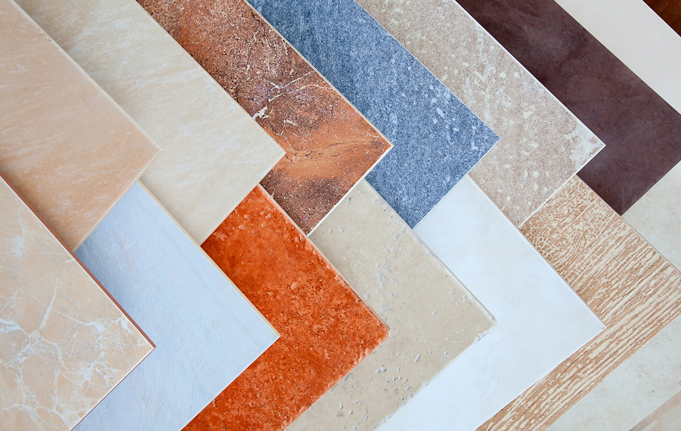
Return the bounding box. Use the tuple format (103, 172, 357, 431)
(247, 0, 499, 227)
(188, 186, 389, 431)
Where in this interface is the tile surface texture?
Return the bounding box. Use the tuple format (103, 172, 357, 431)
(283, 180, 496, 430)
(138, 0, 391, 234)
(480, 177, 681, 431)
(457, 0, 681, 215)
(374, 176, 603, 431)
(73, 183, 278, 431)
(186, 186, 389, 431)
(356, 0, 603, 227)
(0, 0, 159, 250)
(0, 176, 153, 431)
(631, 389, 681, 431)
(645, 0, 681, 36)
(247, 0, 499, 228)
(17, 0, 283, 244)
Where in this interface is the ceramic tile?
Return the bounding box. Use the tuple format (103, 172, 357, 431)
(137, 0, 391, 235)
(480, 177, 681, 431)
(457, 0, 681, 215)
(0, 0, 159, 250)
(355, 0, 603, 227)
(72, 183, 278, 431)
(372, 176, 603, 431)
(247, 0, 499, 228)
(185, 186, 389, 431)
(631, 389, 681, 431)
(0, 175, 153, 431)
(277, 180, 497, 430)
(16, 0, 283, 244)
(644, 0, 681, 37)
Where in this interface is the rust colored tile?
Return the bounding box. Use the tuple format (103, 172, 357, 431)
(138, 0, 392, 234)
(645, 0, 681, 36)
(189, 186, 389, 431)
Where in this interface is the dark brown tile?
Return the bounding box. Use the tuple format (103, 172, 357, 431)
(645, 0, 681, 36)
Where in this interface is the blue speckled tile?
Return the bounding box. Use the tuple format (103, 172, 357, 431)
(247, 0, 499, 227)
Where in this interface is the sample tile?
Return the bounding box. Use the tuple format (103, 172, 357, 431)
(374, 176, 603, 431)
(185, 186, 389, 431)
(645, 0, 681, 37)
(457, 0, 681, 215)
(631, 389, 681, 431)
(17, 0, 284, 244)
(481, 177, 681, 431)
(0, 175, 153, 431)
(0, 0, 159, 250)
(356, 0, 603, 227)
(73, 183, 278, 431)
(137, 0, 391, 235)
(282, 180, 496, 430)
(247, 0, 499, 228)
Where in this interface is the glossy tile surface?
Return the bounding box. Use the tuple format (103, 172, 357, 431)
(138, 0, 391, 234)
(645, 0, 681, 37)
(248, 0, 499, 228)
(356, 0, 603, 227)
(17, 0, 283, 244)
(457, 0, 681, 215)
(481, 177, 681, 431)
(285, 180, 495, 430)
(0, 176, 152, 431)
(374, 176, 603, 431)
(0, 0, 159, 250)
(187, 186, 389, 431)
(73, 183, 278, 431)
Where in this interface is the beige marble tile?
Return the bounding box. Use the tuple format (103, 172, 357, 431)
(356, 0, 604, 226)
(0, 0, 159, 250)
(16, 0, 284, 243)
(0, 175, 153, 431)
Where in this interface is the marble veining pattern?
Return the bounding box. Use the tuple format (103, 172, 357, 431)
(0, 176, 153, 431)
(73, 183, 278, 431)
(247, 0, 499, 227)
(17, 0, 284, 244)
(0, 0, 159, 250)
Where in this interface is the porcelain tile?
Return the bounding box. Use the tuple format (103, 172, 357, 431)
(644, 0, 681, 37)
(631, 389, 681, 431)
(481, 177, 681, 431)
(457, 0, 681, 215)
(137, 0, 391, 234)
(373, 176, 602, 431)
(72, 183, 278, 431)
(280, 180, 496, 430)
(355, 0, 603, 227)
(0, 175, 153, 431)
(0, 0, 159, 250)
(185, 186, 389, 431)
(17, 0, 283, 244)
(247, 0, 499, 228)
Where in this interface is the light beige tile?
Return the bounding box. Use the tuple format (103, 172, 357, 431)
(631, 389, 681, 431)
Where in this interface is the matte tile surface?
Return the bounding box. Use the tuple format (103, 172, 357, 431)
(645, 0, 681, 37)
(187, 186, 389, 431)
(457, 0, 681, 215)
(0, 176, 152, 431)
(0, 0, 159, 250)
(481, 177, 681, 431)
(286, 180, 495, 430)
(356, 0, 603, 226)
(73, 183, 278, 431)
(17, 0, 283, 244)
(248, 0, 499, 227)
(375, 176, 603, 431)
(631, 389, 681, 431)
(138, 0, 391, 234)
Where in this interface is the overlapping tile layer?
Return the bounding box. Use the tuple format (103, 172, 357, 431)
(631, 389, 681, 431)
(645, 0, 681, 36)
(0, 176, 153, 431)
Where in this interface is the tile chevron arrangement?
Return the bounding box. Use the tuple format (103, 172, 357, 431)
(2, 0, 681, 430)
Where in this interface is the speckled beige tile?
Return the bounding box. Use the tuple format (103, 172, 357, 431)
(16, 0, 284, 243)
(631, 389, 681, 431)
(0, 175, 153, 431)
(356, 0, 603, 226)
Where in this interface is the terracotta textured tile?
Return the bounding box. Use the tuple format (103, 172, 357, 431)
(457, 0, 681, 215)
(0, 175, 153, 431)
(186, 185, 389, 431)
(0, 0, 159, 250)
(479, 177, 681, 431)
(356, 0, 603, 227)
(289, 180, 495, 430)
(137, 0, 390, 234)
(17, 0, 284, 244)
(645, 0, 681, 37)
(631, 389, 681, 431)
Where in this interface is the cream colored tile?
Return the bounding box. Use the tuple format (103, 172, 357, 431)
(631, 389, 681, 431)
